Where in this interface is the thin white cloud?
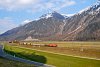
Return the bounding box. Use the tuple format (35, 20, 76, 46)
(0, 0, 76, 12)
(0, 17, 18, 34)
(51, 0, 76, 11)
(0, 0, 39, 11)
(81, 0, 87, 3)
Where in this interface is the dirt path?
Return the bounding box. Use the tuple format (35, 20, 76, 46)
(0, 45, 55, 67)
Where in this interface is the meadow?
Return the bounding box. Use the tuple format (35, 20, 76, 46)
(19, 41, 100, 58)
(23, 41, 100, 46)
(4, 44, 100, 67)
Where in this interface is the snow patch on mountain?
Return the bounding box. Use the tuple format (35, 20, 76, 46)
(40, 11, 65, 19)
(78, 6, 90, 14)
(78, 1, 100, 15)
(62, 13, 75, 17)
(40, 12, 53, 19)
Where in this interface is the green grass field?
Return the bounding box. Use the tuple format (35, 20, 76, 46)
(0, 56, 34, 67)
(4, 44, 100, 67)
(17, 41, 100, 58)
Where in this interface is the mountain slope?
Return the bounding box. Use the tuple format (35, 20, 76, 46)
(0, 11, 66, 41)
(0, 1, 100, 41)
(62, 1, 100, 41)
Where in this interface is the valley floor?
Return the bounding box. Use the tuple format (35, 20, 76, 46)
(19, 41, 100, 59)
(3, 43, 100, 67)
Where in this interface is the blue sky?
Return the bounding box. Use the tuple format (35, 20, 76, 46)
(0, 0, 97, 34)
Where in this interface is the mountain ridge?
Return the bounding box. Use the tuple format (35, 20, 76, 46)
(0, 1, 100, 41)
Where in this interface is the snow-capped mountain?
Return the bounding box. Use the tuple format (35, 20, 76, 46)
(40, 11, 65, 19)
(62, 14, 75, 18)
(62, 1, 100, 41)
(78, 1, 100, 15)
(0, 1, 100, 41)
(0, 11, 66, 41)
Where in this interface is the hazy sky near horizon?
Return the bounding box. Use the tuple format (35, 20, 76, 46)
(0, 0, 97, 34)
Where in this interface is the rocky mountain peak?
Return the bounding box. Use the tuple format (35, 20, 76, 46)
(40, 11, 65, 19)
(78, 1, 100, 15)
(0, 1, 100, 41)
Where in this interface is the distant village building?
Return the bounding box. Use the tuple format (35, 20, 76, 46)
(24, 36, 41, 41)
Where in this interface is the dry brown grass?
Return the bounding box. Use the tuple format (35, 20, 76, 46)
(5, 41, 100, 59)
(18, 41, 100, 59)
(30, 47, 100, 59)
